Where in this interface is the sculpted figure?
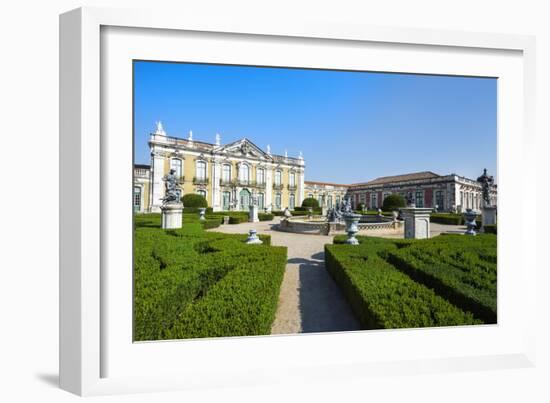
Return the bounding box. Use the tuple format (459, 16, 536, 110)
(161, 169, 180, 205)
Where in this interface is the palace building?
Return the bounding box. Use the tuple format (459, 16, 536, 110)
(134, 123, 305, 213)
(304, 181, 350, 209)
(133, 123, 497, 214)
(347, 171, 497, 212)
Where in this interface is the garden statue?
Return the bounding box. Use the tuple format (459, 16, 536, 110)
(160, 169, 183, 229)
(476, 168, 494, 207)
(161, 169, 180, 205)
(283, 207, 292, 219)
(342, 197, 353, 214)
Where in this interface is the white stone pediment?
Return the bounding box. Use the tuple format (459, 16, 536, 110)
(217, 138, 272, 160)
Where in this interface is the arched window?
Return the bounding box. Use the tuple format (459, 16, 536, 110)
(275, 170, 282, 186)
(256, 167, 265, 185)
(196, 160, 207, 180)
(275, 193, 282, 210)
(240, 163, 250, 184)
(197, 189, 207, 199)
(222, 164, 231, 183)
(170, 158, 183, 179)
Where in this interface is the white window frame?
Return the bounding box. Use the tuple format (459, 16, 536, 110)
(196, 160, 207, 180)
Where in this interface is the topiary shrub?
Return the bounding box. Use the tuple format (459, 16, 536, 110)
(382, 194, 406, 212)
(182, 193, 208, 208)
(301, 197, 319, 209)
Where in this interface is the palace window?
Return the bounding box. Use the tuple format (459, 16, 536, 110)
(240, 164, 250, 184)
(258, 192, 265, 209)
(133, 186, 141, 211)
(327, 195, 333, 208)
(308, 193, 314, 199)
(435, 190, 444, 211)
(222, 164, 231, 182)
(383, 192, 391, 201)
(275, 193, 282, 210)
(256, 167, 265, 185)
(197, 189, 206, 199)
(289, 172, 295, 187)
(196, 160, 207, 180)
(415, 191, 424, 207)
(336, 196, 341, 205)
(275, 170, 282, 186)
(370, 193, 377, 208)
(289, 194, 295, 210)
(222, 191, 231, 210)
(170, 158, 183, 179)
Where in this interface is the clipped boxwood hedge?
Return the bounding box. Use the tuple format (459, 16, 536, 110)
(134, 214, 284, 341)
(258, 213, 274, 221)
(325, 238, 481, 329)
(484, 224, 497, 234)
(387, 234, 497, 323)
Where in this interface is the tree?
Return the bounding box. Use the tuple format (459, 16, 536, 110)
(301, 197, 320, 209)
(182, 193, 208, 208)
(382, 194, 406, 211)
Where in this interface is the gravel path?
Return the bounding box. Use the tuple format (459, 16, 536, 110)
(208, 219, 361, 334)
(208, 218, 464, 335)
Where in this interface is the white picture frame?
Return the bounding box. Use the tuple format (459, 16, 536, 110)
(60, 6, 537, 396)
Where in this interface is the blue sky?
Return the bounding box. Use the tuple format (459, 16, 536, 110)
(134, 61, 497, 184)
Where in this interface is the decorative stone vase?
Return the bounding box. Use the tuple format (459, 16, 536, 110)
(307, 207, 313, 220)
(343, 213, 361, 245)
(198, 207, 206, 221)
(245, 229, 263, 244)
(463, 208, 478, 236)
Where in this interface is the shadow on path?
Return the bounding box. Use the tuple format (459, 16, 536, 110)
(289, 252, 361, 333)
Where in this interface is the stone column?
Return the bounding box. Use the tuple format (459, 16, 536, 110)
(150, 152, 165, 213)
(265, 166, 273, 212)
(249, 204, 259, 223)
(401, 207, 432, 239)
(211, 159, 222, 212)
(481, 205, 497, 230)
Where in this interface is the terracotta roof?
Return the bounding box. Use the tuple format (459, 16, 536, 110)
(305, 180, 350, 188)
(351, 171, 441, 187)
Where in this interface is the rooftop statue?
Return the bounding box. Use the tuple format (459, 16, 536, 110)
(476, 168, 495, 207)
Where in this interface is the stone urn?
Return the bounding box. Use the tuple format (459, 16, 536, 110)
(343, 213, 361, 245)
(198, 207, 206, 221)
(246, 229, 263, 244)
(463, 208, 477, 236)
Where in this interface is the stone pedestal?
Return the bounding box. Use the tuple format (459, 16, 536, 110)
(249, 205, 259, 223)
(223, 216, 230, 225)
(246, 229, 263, 244)
(322, 206, 328, 217)
(161, 203, 183, 229)
(482, 206, 497, 228)
(401, 207, 432, 239)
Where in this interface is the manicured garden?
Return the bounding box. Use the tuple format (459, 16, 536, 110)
(134, 213, 287, 341)
(325, 233, 496, 329)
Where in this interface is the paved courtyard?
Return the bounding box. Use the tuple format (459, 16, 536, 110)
(209, 218, 467, 335)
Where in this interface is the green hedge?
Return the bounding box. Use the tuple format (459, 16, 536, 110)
(484, 224, 497, 234)
(430, 213, 482, 227)
(301, 197, 319, 209)
(229, 215, 248, 224)
(325, 238, 480, 329)
(182, 193, 208, 208)
(258, 213, 274, 221)
(387, 234, 497, 323)
(293, 206, 322, 215)
(134, 214, 284, 341)
(184, 207, 213, 214)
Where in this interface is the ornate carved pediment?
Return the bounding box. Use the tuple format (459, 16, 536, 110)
(217, 138, 272, 160)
